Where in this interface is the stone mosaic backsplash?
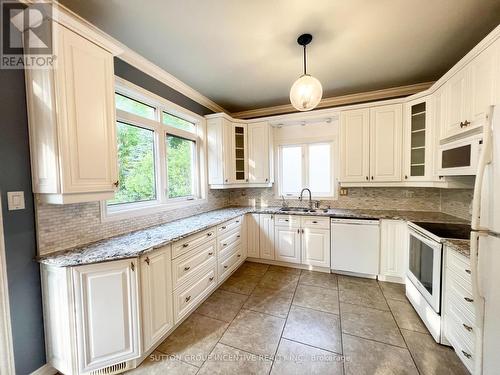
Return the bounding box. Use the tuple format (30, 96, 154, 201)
(439, 189, 473, 221)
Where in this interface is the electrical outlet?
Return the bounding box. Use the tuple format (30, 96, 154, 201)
(7, 191, 25, 210)
(339, 188, 348, 196)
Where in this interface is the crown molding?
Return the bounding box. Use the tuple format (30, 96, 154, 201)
(22, 0, 229, 114)
(231, 81, 434, 119)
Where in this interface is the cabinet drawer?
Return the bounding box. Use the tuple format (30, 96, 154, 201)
(447, 273, 475, 318)
(275, 215, 300, 228)
(445, 315, 475, 372)
(172, 240, 216, 289)
(173, 264, 217, 323)
(302, 216, 330, 229)
(218, 227, 242, 251)
(218, 216, 243, 235)
(446, 249, 472, 289)
(172, 228, 216, 259)
(218, 237, 241, 260)
(219, 246, 244, 280)
(446, 297, 475, 349)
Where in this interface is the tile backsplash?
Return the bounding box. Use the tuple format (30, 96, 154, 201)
(35, 186, 473, 255)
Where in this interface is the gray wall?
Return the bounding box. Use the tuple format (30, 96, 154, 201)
(0, 69, 46, 374)
(114, 58, 215, 116)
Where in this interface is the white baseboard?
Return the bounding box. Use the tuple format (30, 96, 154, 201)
(30, 364, 57, 375)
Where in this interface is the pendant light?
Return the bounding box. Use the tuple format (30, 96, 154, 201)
(289, 33, 323, 111)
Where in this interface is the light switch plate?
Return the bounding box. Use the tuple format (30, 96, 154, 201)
(339, 188, 349, 196)
(7, 191, 25, 210)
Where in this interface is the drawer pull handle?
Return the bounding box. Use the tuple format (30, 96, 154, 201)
(130, 262, 135, 272)
(285, 219, 289, 222)
(237, 254, 241, 258)
(465, 269, 471, 274)
(145, 257, 150, 265)
(209, 276, 214, 281)
(312, 221, 318, 223)
(462, 323, 473, 332)
(221, 226, 227, 230)
(207, 232, 212, 237)
(208, 252, 214, 256)
(183, 243, 189, 248)
(236, 220, 239, 223)
(224, 265, 228, 269)
(462, 350, 472, 359)
(185, 296, 191, 302)
(223, 243, 227, 247)
(297, 229, 300, 234)
(464, 297, 474, 303)
(184, 266, 191, 271)
(237, 235, 241, 238)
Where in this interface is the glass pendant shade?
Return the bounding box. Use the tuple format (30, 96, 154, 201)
(289, 74, 323, 111)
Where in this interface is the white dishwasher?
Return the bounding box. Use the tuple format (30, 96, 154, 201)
(331, 218, 380, 276)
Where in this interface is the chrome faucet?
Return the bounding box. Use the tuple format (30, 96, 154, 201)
(299, 188, 313, 209)
(281, 195, 288, 208)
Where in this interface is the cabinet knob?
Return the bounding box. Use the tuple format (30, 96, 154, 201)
(462, 350, 472, 359)
(237, 254, 241, 258)
(465, 269, 471, 274)
(184, 266, 191, 271)
(459, 121, 464, 128)
(297, 229, 300, 234)
(209, 276, 214, 281)
(365, 176, 369, 180)
(185, 296, 191, 302)
(145, 257, 150, 265)
(246, 178, 249, 182)
(302, 229, 305, 234)
(225, 179, 228, 182)
(265, 178, 269, 182)
(463, 120, 470, 127)
(130, 262, 135, 272)
(312, 221, 318, 224)
(183, 243, 189, 248)
(237, 235, 241, 238)
(207, 232, 212, 237)
(371, 176, 374, 180)
(405, 175, 408, 180)
(462, 323, 473, 332)
(464, 297, 474, 303)
(221, 226, 227, 230)
(113, 180, 120, 187)
(224, 265, 228, 269)
(223, 243, 227, 247)
(208, 252, 214, 256)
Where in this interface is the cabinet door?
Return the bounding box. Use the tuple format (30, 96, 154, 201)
(247, 213, 260, 258)
(441, 68, 470, 139)
(302, 228, 330, 268)
(259, 214, 275, 260)
(404, 98, 431, 181)
(207, 118, 224, 185)
(56, 25, 117, 194)
(469, 39, 500, 125)
(231, 123, 248, 183)
(379, 220, 408, 282)
(274, 227, 301, 264)
(72, 259, 139, 373)
(340, 109, 370, 182)
(370, 104, 403, 182)
(140, 247, 173, 352)
(223, 119, 234, 184)
(248, 122, 270, 183)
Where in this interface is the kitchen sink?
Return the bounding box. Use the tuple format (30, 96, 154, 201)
(279, 207, 329, 213)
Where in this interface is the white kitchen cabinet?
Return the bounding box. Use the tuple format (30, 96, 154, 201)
(140, 246, 173, 353)
(247, 213, 260, 258)
(379, 220, 408, 283)
(206, 113, 273, 188)
(274, 226, 301, 264)
(340, 108, 370, 182)
(302, 227, 330, 268)
(259, 214, 275, 260)
(248, 121, 271, 183)
(370, 104, 403, 182)
(25, 23, 118, 204)
(72, 259, 140, 373)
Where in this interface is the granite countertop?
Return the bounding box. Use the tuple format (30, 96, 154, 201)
(443, 239, 471, 258)
(38, 206, 469, 267)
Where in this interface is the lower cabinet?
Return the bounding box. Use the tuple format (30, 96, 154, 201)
(247, 213, 260, 257)
(140, 246, 173, 353)
(302, 227, 330, 268)
(379, 220, 408, 282)
(259, 214, 275, 260)
(275, 226, 301, 264)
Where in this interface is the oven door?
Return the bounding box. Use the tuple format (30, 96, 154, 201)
(407, 228, 442, 313)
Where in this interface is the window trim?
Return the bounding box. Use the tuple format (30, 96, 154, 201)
(276, 139, 337, 200)
(101, 77, 207, 222)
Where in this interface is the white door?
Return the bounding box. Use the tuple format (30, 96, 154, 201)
(222, 119, 234, 184)
(340, 108, 370, 182)
(56, 25, 117, 194)
(231, 123, 248, 183)
(302, 228, 330, 268)
(441, 67, 470, 139)
(275, 227, 301, 264)
(140, 246, 173, 352)
(72, 259, 140, 373)
(259, 214, 275, 260)
(248, 122, 270, 183)
(207, 118, 224, 185)
(370, 104, 403, 182)
(247, 213, 260, 258)
(379, 220, 408, 282)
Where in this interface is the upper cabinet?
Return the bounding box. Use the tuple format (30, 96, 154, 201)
(440, 38, 500, 140)
(207, 114, 273, 188)
(340, 104, 402, 183)
(25, 23, 118, 204)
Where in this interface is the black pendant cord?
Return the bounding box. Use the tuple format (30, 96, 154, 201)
(303, 45, 307, 75)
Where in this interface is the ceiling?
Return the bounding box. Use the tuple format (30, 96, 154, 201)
(59, 0, 500, 113)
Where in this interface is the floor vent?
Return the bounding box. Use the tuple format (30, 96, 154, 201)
(89, 362, 127, 375)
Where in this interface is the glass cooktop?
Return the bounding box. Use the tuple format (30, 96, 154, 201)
(412, 222, 471, 240)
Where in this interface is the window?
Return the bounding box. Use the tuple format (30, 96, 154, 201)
(278, 142, 334, 198)
(104, 82, 204, 219)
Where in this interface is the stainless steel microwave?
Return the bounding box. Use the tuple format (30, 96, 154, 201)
(438, 134, 482, 176)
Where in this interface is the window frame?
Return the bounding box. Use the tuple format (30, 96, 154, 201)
(101, 77, 207, 221)
(276, 140, 337, 200)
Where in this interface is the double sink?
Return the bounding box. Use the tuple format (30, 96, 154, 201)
(279, 207, 329, 213)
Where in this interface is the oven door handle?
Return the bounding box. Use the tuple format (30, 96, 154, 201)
(408, 228, 441, 249)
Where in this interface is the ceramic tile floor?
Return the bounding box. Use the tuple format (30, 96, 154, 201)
(128, 262, 470, 375)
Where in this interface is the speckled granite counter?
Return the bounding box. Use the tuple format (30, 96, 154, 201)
(38, 206, 468, 267)
(443, 239, 471, 258)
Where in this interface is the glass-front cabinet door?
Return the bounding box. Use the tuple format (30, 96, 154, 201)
(232, 123, 247, 183)
(404, 97, 431, 181)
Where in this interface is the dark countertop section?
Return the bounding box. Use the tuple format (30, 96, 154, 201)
(443, 239, 471, 258)
(38, 206, 469, 267)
